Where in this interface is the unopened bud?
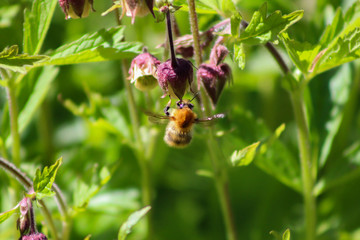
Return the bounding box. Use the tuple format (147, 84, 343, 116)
(197, 63, 231, 106)
(59, 0, 95, 19)
(210, 44, 229, 65)
(157, 58, 194, 100)
(129, 52, 160, 91)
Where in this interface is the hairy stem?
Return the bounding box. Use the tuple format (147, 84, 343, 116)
(241, 18, 317, 240)
(188, 1, 238, 240)
(165, 10, 178, 68)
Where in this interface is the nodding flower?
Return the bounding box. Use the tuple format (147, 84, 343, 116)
(197, 44, 232, 107)
(120, 0, 155, 24)
(59, 0, 95, 19)
(157, 58, 194, 100)
(129, 51, 161, 91)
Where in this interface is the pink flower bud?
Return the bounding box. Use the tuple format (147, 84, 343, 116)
(210, 44, 229, 65)
(121, 0, 155, 24)
(59, 0, 95, 19)
(197, 63, 231, 106)
(157, 58, 194, 100)
(129, 52, 160, 91)
(21, 233, 48, 240)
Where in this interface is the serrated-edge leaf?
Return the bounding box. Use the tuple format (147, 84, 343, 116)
(33, 157, 62, 200)
(319, 8, 344, 47)
(38, 27, 142, 66)
(231, 141, 260, 166)
(6, 66, 59, 147)
(280, 32, 321, 75)
(118, 206, 151, 240)
(231, 12, 242, 37)
(312, 27, 360, 75)
(238, 2, 303, 45)
(0, 204, 19, 224)
(0, 45, 49, 73)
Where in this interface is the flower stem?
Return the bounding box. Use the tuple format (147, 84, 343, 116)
(165, 10, 178, 68)
(6, 79, 21, 168)
(245, 18, 316, 239)
(187, 1, 238, 240)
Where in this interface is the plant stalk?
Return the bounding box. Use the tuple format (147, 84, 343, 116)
(252, 18, 316, 239)
(165, 10, 178, 68)
(114, 7, 153, 237)
(187, 1, 237, 239)
(290, 87, 316, 240)
(6, 79, 21, 168)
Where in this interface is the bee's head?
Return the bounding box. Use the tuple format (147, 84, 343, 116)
(176, 100, 194, 110)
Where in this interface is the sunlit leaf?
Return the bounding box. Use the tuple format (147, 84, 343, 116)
(231, 12, 242, 37)
(231, 141, 260, 166)
(233, 43, 245, 69)
(23, 0, 58, 54)
(283, 229, 290, 240)
(237, 2, 303, 45)
(279, 32, 321, 75)
(118, 206, 151, 240)
(0, 45, 48, 73)
(0, 204, 19, 224)
(33, 157, 62, 200)
(39, 26, 143, 66)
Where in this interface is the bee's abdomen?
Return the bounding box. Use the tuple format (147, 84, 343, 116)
(164, 124, 192, 148)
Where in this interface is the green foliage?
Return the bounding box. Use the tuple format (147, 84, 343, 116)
(237, 2, 303, 45)
(40, 27, 143, 66)
(33, 157, 62, 200)
(270, 228, 291, 240)
(0, 204, 19, 224)
(0, 5, 20, 28)
(231, 141, 260, 166)
(23, 0, 58, 54)
(0, 45, 48, 74)
(118, 206, 151, 240)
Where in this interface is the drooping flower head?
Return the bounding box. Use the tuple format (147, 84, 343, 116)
(197, 44, 232, 107)
(129, 51, 161, 91)
(157, 58, 194, 100)
(59, 0, 95, 19)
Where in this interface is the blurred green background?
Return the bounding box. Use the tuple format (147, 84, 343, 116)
(1, 0, 360, 239)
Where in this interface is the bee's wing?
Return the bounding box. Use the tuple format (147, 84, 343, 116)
(143, 110, 170, 125)
(195, 113, 225, 126)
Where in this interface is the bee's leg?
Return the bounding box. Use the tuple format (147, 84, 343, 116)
(164, 97, 171, 116)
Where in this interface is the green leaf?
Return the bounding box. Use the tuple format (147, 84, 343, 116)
(172, 0, 217, 14)
(0, 204, 19, 224)
(33, 157, 62, 200)
(311, 27, 360, 75)
(231, 141, 260, 166)
(0, 5, 20, 28)
(73, 166, 112, 211)
(118, 206, 151, 240)
(279, 32, 321, 75)
(23, 0, 58, 54)
(231, 12, 242, 37)
(39, 26, 143, 66)
(0, 45, 48, 73)
(6, 66, 59, 147)
(174, 0, 236, 16)
(319, 64, 353, 168)
(238, 2, 303, 45)
(233, 43, 246, 69)
(319, 8, 344, 47)
(283, 229, 290, 240)
(101, 105, 131, 140)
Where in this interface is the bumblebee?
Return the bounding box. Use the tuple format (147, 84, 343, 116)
(145, 100, 224, 148)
